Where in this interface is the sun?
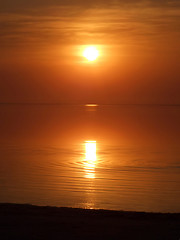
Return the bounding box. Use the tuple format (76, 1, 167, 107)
(83, 46, 99, 61)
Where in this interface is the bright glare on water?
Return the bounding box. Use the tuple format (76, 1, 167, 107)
(84, 141, 96, 179)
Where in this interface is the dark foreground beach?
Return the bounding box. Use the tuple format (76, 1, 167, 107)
(0, 203, 180, 240)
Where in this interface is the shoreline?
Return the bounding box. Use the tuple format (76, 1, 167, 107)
(0, 203, 180, 239)
(1, 202, 180, 216)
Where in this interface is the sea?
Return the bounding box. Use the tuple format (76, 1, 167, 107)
(0, 104, 180, 213)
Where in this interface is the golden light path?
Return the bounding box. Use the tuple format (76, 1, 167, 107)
(83, 46, 99, 61)
(84, 141, 97, 179)
(85, 104, 98, 107)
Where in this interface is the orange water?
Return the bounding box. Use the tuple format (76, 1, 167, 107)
(0, 104, 180, 212)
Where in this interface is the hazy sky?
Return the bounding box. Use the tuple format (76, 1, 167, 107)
(0, 0, 180, 104)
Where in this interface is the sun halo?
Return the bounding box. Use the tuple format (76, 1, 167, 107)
(83, 46, 99, 61)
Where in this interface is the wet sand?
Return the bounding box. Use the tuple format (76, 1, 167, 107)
(0, 203, 180, 240)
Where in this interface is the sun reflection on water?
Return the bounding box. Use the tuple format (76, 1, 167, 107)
(84, 141, 96, 179)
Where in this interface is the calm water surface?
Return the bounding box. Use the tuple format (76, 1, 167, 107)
(0, 104, 180, 212)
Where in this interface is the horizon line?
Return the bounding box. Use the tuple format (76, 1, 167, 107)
(0, 102, 180, 106)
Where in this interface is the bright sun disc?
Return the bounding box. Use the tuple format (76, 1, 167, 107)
(83, 46, 99, 61)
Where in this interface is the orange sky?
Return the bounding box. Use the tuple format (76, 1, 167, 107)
(0, 0, 180, 104)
